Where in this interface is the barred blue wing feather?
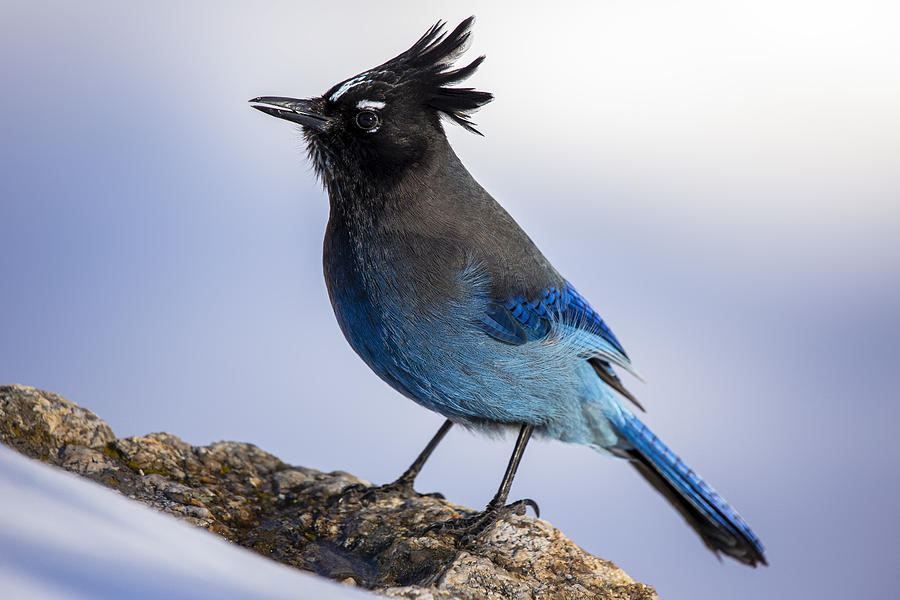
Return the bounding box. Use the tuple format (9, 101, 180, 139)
(480, 281, 636, 372)
(561, 283, 629, 358)
(482, 301, 531, 344)
(478, 281, 644, 409)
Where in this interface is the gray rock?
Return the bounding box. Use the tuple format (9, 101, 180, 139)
(0, 384, 659, 600)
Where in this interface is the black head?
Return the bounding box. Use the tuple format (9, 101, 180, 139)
(250, 17, 492, 184)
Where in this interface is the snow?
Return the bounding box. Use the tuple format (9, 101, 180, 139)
(0, 445, 368, 600)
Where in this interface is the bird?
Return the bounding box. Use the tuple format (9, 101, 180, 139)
(250, 17, 766, 567)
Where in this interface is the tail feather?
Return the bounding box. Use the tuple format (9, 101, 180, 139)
(617, 412, 767, 566)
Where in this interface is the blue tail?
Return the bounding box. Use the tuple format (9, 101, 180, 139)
(617, 411, 767, 566)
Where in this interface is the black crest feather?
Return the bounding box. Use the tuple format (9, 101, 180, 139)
(378, 17, 493, 134)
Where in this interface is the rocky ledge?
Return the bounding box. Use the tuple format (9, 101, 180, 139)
(0, 384, 658, 600)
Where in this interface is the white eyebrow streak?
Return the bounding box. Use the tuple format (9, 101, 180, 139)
(356, 100, 386, 110)
(329, 74, 369, 102)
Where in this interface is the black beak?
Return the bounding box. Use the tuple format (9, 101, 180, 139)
(249, 97, 329, 132)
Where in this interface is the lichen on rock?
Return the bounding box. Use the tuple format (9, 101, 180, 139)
(0, 384, 658, 600)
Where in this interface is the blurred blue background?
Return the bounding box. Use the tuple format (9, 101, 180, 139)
(2, 1, 898, 598)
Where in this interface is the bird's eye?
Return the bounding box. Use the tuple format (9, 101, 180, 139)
(355, 110, 380, 131)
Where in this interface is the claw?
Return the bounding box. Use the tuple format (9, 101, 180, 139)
(327, 482, 372, 507)
(519, 498, 540, 518)
(330, 479, 443, 507)
(421, 498, 540, 546)
(339, 483, 369, 495)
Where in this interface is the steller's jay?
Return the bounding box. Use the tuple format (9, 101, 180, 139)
(251, 17, 766, 566)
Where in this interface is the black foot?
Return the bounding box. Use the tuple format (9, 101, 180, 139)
(332, 477, 444, 507)
(423, 498, 540, 546)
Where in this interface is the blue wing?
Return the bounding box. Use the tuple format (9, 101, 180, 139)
(480, 281, 640, 380)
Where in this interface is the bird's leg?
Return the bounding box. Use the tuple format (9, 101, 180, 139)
(423, 423, 540, 546)
(387, 418, 454, 495)
(337, 419, 453, 504)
